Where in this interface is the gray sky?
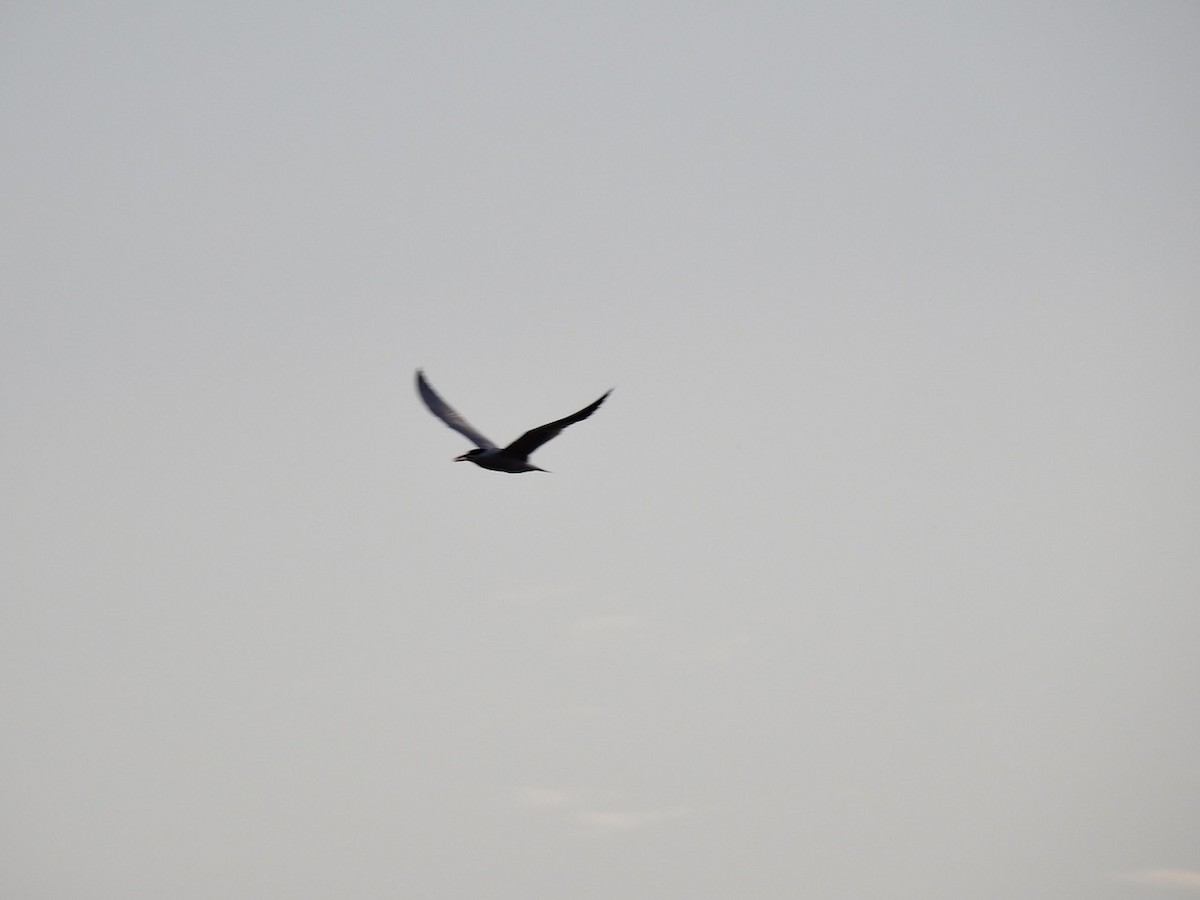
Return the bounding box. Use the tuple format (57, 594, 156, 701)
(3, 2, 1198, 898)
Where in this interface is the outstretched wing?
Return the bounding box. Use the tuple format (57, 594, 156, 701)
(415, 370, 497, 449)
(503, 389, 612, 460)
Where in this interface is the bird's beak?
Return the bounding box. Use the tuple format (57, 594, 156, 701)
(453, 453, 469, 462)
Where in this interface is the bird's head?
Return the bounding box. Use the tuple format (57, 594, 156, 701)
(454, 449, 484, 462)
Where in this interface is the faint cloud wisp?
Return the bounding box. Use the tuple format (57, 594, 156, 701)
(571, 806, 693, 835)
(513, 785, 692, 836)
(1114, 869, 1200, 892)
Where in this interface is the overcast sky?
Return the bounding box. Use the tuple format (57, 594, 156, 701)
(3, 3, 1199, 898)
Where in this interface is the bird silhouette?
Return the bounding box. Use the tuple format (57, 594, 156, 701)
(416, 369, 611, 473)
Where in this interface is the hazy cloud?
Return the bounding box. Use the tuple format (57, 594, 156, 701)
(1114, 869, 1200, 891)
(514, 785, 691, 835)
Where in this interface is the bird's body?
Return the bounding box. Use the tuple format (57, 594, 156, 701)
(415, 369, 610, 473)
(452, 447, 548, 474)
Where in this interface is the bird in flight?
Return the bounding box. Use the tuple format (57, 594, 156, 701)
(415, 369, 612, 473)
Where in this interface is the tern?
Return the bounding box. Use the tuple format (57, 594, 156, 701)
(415, 369, 611, 473)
